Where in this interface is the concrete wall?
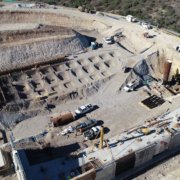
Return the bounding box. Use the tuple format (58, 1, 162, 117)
(154, 135, 171, 155)
(96, 161, 116, 180)
(135, 143, 156, 167)
(169, 132, 180, 149)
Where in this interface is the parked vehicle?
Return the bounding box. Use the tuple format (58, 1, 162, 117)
(142, 23, 152, 29)
(132, 17, 138, 22)
(84, 126, 101, 140)
(114, 32, 124, 38)
(123, 80, 140, 92)
(126, 15, 138, 22)
(76, 119, 97, 132)
(75, 104, 94, 115)
(90, 42, 103, 50)
(123, 82, 134, 92)
(91, 42, 98, 50)
(103, 37, 114, 44)
(176, 46, 180, 52)
(143, 32, 154, 38)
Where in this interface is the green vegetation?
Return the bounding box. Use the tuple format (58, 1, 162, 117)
(37, 0, 180, 33)
(2, 0, 16, 2)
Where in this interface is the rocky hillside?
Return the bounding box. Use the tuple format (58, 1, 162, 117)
(40, 0, 180, 33)
(0, 31, 89, 72)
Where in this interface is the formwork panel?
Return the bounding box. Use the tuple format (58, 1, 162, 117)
(135, 143, 156, 167)
(168, 132, 180, 149)
(115, 153, 135, 176)
(96, 161, 116, 180)
(154, 135, 171, 155)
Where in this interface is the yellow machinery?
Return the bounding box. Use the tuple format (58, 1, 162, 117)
(99, 126, 104, 149)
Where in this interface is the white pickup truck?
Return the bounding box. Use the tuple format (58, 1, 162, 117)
(142, 22, 152, 29)
(75, 104, 94, 115)
(84, 126, 101, 140)
(103, 37, 114, 44)
(123, 80, 139, 92)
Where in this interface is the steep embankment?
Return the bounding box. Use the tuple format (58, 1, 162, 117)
(0, 10, 110, 72)
(0, 10, 98, 30)
(0, 33, 89, 72)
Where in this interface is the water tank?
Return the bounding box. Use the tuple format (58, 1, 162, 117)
(50, 112, 75, 127)
(163, 60, 172, 84)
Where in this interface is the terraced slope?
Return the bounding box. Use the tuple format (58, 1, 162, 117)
(0, 24, 89, 73)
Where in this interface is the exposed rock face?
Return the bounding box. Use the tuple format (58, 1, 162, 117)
(133, 59, 149, 77)
(0, 31, 89, 72)
(0, 10, 112, 73)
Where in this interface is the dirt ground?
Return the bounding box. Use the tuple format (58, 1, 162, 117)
(136, 153, 180, 180)
(0, 2, 180, 180)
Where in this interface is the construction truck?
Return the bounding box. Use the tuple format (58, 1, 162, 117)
(84, 126, 101, 140)
(126, 15, 137, 22)
(78, 5, 95, 14)
(91, 42, 103, 50)
(123, 80, 140, 92)
(175, 45, 180, 52)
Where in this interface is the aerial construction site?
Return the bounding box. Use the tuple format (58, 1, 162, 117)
(0, 2, 180, 180)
